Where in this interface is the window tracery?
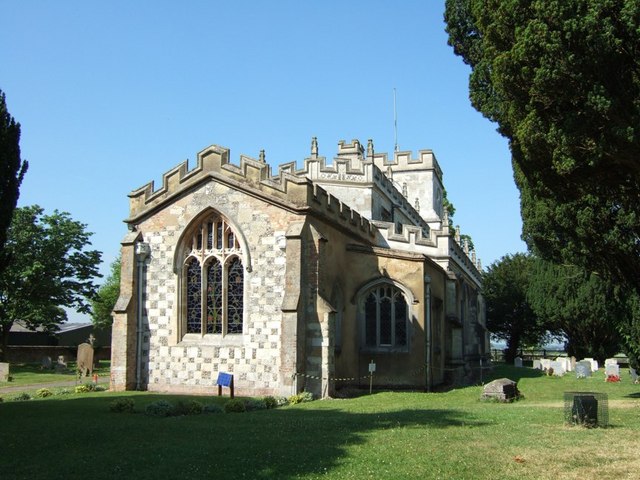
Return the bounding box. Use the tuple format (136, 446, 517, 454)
(363, 284, 408, 350)
(183, 214, 244, 336)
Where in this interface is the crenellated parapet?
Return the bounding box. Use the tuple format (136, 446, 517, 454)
(126, 144, 376, 242)
(372, 149, 443, 181)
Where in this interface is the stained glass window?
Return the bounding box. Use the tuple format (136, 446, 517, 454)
(206, 258, 222, 334)
(227, 257, 244, 334)
(183, 213, 244, 336)
(363, 284, 409, 350)
(186, 258, 202, 334)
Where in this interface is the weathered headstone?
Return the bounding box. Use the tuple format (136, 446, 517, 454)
(550, 361, 566, 376)
(481, 378, 520, 402)
(41, 356, 52, 370)
(605, 364, 620, 378)
(630, 367, 639, 384)
(0, 362, 9, 382)
(540, 359, 552, 371)
(605, 358, 618, 367)
(77, 343, 94, 377)
(583, 358, 599, 372)
(532, 359, 542, 370)
(555, 356, 571, 372)
(576, 362, 592, 378)
(514, 357, 523, 368)
(570, 356, 577, 372)
(55, 355, 67, 373)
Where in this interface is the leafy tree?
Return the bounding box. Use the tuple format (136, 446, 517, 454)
(483, 253, 546, 362)
(0, 205, 102, 361)
(444, 1, 640, 293)
(527, 261, 622, 362)
(0, 90, 29, 274)
(91, 256, 121, 328)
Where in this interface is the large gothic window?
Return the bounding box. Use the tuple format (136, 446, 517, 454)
(183, 214, 244, 336)
(363, 284, 408, 350)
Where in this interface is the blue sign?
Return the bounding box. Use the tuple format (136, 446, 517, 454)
(216, 372, 233, 387)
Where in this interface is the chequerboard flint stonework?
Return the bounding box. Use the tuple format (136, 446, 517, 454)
(110, 138, 489, 397)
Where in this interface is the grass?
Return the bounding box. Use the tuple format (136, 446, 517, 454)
(0, 361, 111, 387)
(0, 364, 638, 480)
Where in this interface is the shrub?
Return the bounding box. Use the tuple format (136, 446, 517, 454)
(145, 400, 174, 417)
(224, 398, 246, 413)
(203, 403, 224, 414)
(275, 396, 289, 407)
(0, 396, 4, 403)
(94, 385, 107, 392)
(244, 398, 267, 411)
(288, 391, 314, 405)
(35, 388, 53, 398)
(12, 392, 31, 402)
(57, 388, 72, 395)
(263, 396, 278, 409)
(109, 398, 135, 413)
(75, 385, 90, 393)
(173, 400, 204, 416)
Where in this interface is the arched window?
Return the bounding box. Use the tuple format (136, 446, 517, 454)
(183, 214, 244, 336)
(362, 284, 409, 351)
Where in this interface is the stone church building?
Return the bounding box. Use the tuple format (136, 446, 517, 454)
(110, 138, 488, 397)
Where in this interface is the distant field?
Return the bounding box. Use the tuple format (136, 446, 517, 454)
(0, 364, 638, 480)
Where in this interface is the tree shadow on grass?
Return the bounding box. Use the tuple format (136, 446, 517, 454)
(485, 364, 546, 382)
(0, 394, 489, 480)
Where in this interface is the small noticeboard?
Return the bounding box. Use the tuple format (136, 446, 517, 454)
(216, 372, 234, 398)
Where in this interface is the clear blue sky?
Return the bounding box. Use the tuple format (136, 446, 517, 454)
(1, 1, 527, 321)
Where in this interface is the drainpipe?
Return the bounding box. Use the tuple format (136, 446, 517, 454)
(425, 274, 432, 392)
(135, 241, 150, 390)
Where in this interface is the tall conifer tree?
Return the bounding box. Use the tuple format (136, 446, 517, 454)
(0, 90, 29, 274)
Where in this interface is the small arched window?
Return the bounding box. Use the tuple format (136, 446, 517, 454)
(362, 284, 409, 351)
(183, 214, 244, 336)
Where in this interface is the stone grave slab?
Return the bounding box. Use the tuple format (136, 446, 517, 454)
(605, 364, 620, 377)
(532, 359, 542, 370)
(41, 356, 52, 370)
(630, 367, 639, 384)
(0, 362, 9, 382)
(481, 378, 520, 402)
(514, 357, 523, 368)
(77, 343, 94, 377)
(550, 361, 566, 376)
(540, 359, 552, 370)
(576, 362, 592, 378)
(605, 358, 618, 366)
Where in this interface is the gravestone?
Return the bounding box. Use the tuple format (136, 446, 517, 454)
(540, 359, 552, 371)
(77, 343, 94, 377)
(0, 362, 9, 382)
(556, 356, 571, 372)
(570, 356, 577, 372)
(55, 355, 67, 373)
(481, 378, 520, 402)
(532, 359, 542, 370)
(514, 357, 523, 368)
(576, 362, 592, 378)
(583, 358, 599, 372)
(605, 364, 620, 378)
(605, 358, 618, 367)
(630, 367, 639, 384)
(550, 361, 566, 376)
(41, 356, 52, 370)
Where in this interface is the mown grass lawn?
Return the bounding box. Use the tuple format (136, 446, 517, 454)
(0, 365, 638, 480)
(0, 361, 111, 387)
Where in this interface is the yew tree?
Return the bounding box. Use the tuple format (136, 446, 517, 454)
(0, 89, 29, 275)
(0, 206, 102, 360)
(483, 253, 547, 362)
(445, 0, 640, 291)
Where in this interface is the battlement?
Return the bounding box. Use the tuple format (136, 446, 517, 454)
(372, 149, 443, 181)
(126, 144, 376, 243)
